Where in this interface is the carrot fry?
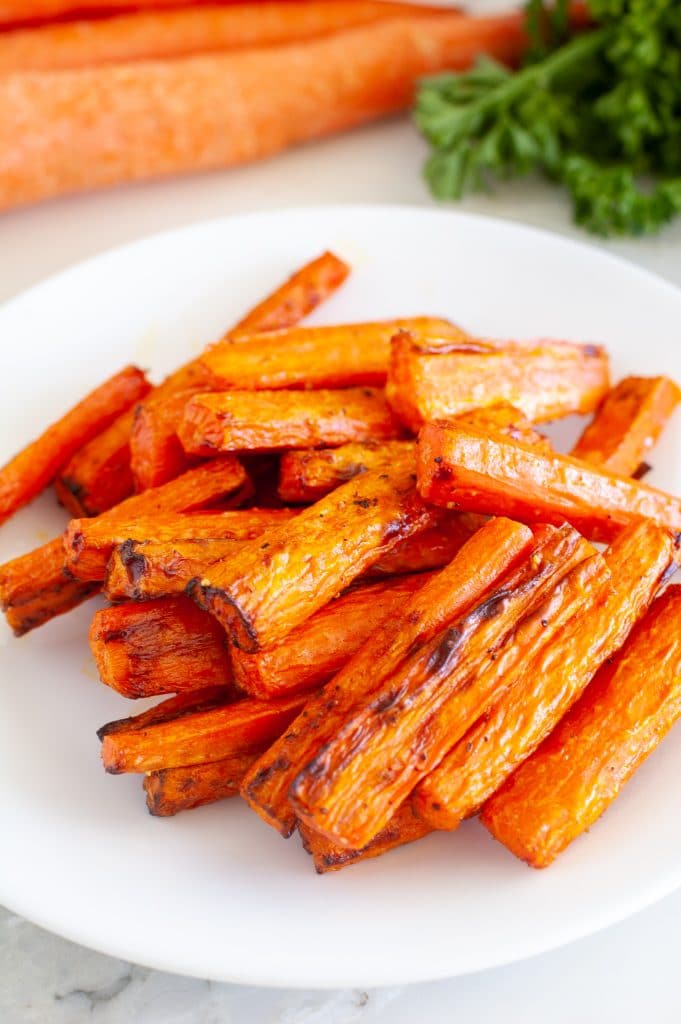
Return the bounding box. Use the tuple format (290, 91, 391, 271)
(278, 441, 415, 504)
(0, 11, 529, 210)
(417, 421, 681, 543)
(54, 405, 138, 517)
(241, 517, 534, 837)
(0, 365, 149, 527)
(413, 522, 677, 830)
(387, 333, 609, 431)
(571, 376, 681, 477)
(0, 536, 97, 636)
(179, 388, 405, 456)
(190, 462, 439, 652)
(89, 596, 234, 699)
(290, 524, 592, 849)
(367, 512, 485, 576)
(455, 404, 553, 453)
(99, 690, 306, 774)
(299, 804, 431, 873)
(63, 458, 249, 582)
(481, 586, 681, 868)
(144, 748, 266, 817)
(231, 574, 429, 700)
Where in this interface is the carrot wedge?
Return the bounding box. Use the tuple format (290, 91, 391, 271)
(571, 376, 681, 477)
(231, 574, 429, 700)
(0, 365, 149, 527)
(482, 586, 681, 868)
(190, 462, 438, 652)
(89, 596, 233, 699)
(240, 517, 534, 837)
(63, 458, 249, 582)
(387, 333, 609, 431)
(412, 522, 677, 830)
(99, 690, 306, 774)
(279, 441, 415, 504)
(290, 524, 593, 849)
(299, 804, 431, 873)
(179, 388, 405, 456)
(417, 422, 681, 543)
(54, 405, 138, 517)
(144, 749, 266, 817)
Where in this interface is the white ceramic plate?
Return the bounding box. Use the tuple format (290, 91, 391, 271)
(0, 206, 679, 989)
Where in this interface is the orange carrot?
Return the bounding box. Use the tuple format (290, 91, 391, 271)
(144, 749, 266, 817)
(279, 441, 415, 504)
(299, 804, 431, 873)
(0, 365, 148, 526)
(0, 11, 529, 210)
(54, 405, 138, 517)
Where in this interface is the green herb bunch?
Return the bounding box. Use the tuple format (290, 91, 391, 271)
(415, 0, 681, 236)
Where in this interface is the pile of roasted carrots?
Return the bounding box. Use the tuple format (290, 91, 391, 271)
(1, 249, 680, 872)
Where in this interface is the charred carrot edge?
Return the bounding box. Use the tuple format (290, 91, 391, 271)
(240, 517, 534, 837)
(99, 690, 307, 774)
(231, 574, 429, 700)
(299, 804, 432, 873)
(481, 586, 681, 868)
(54, 405, 138, 517)
(63, 457, 249, 582)
(413, 522, 678, 831)
(0, 365, 149, 527)
(0, 536, 98, 636)
(0, 12, 529, 211)
(367, 511, 485, 576)
(89, 596, 234, 699)
(143, 748, 265, 817)
(417, 421, 681, 543)
(0, 5, 446, 74)
(190, 461, 437, 653)
(571, 376, 681, 477)
(179, 388, 406, 456)
(289, 524, 593, 849)
(278, 440, 415, 504)
(387, 332, 609, 431)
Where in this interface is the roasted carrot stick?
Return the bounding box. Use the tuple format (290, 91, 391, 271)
(299, 804, 431, 873)
(54, 405, 138, 517)
(231, 574, 429, 700)
(144, 748, 266, 817)
(90, 596, 234, 699)
(278, 441, 415, 504)
(179, 388, 405, 456)
(571, 376, 681, 477)
(0, 536, 98, 636)
(482, 586, 681, 868)
(456, 404, 553, 453)
(0, 365, 149, 527)
(0, 11, 529, 210)
(99, 690, 306, 774)
(241, 517, 534, 836)
(387, 333, 609, 431)
(417, 422, 681, 543)
(367, 511, 484, 576)
(190, 462, 437, 652)
(63, 458, 249, 581)
(413, 522, 677, 830)
(0, 4, 446, 73)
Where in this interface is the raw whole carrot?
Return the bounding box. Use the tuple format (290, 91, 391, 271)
(482, 586, 681, 868)
(54, 405, 137, 517)
(0, 10, 529, 210)
(299, 804, 431, 873)
(0, 365, 149, 527)
(289, 524, 592, 849)
(571, 375, 680, 477)
(387, 332, 609, 431)
(413, 522, 677, 830)
(0, 4, 447, 73)
(144, 748, 266, 817)
(63, 457, 249, 581)
(89, 596, 234, 699)
(240, 517, 533, 836)
(99, 689, 307, 773)
(417, 421, 681, 543)
(178, 388, 405, 456)
(278, 440, 415, 504)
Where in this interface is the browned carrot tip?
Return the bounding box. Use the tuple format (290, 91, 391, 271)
(299, 804, 432, 873)
(55, 405, 138, 517)
(144, 748, 266, 817)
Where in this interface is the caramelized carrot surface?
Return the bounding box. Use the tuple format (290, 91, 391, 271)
(144, 749, 265, 817)
(482, 586, 681, 868)
(417, 422, 681, 543)
(54, 405, 138, 516)
(100, 690, 306, 774)
(90, 596, 233, 699)
(368, 511, 484, 576)
(387, 333, 609, 431)
(455, 404, 553, 453)
(279, 440, 415, 503)
(299, 804, 432, 873)
(289, 524, 592, 849)
(0, 365, 149, 527)
(241, 517, 533, 836)
(572, 376, 681, 476)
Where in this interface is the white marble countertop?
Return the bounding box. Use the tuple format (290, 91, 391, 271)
(1, 115, 681, 1023)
